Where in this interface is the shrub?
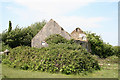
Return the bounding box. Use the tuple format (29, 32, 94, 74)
(2, 45, 100, 75)
(86, 32, 115, 58)
(8, 21, 12, 33)
(113, 46, 120, 57)
(45, 34, 68, 44)
(29, 20, 46, 37)
(2, 21, 46, 48)
(1, 42, 11, 51)
(106, 55, 118, 63)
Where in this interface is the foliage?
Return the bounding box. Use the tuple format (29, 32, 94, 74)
(2, 45, 100, 75)
(2, 62, 118, 78)
(45, 34, 68, 44)
(113, 46, 120, 57)
(29, 20, 46, 37)
(2, 20, 46, 48)
(1, 42, 11, 51)
(2, 26, 31, 47)
(45, 34, 75, 45)
(106, 55, 118, 63)
(102, 43, 115, 58)
(8, 21, 12, 33)
(0, 33, 1, 51)
(86, 32, 115, 58)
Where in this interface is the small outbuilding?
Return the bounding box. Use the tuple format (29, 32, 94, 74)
(71, 28, 91, 52)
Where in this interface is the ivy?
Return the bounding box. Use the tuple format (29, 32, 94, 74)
(2, 45, 100, 75)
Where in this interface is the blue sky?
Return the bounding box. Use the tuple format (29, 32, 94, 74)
(0, 0, 118, 46)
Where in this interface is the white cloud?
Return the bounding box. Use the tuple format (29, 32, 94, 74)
(6, 6, 14, 10)
(54, 16, 107, 33)
(0, 0, 13, 3)
(97, 0, 119, 2)
(13, 0, 96, 16)
(5, 0, 108, 33)
(1, 0, 117, 45)
(8, 7, 107, 33)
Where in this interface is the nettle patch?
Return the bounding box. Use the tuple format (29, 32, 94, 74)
(2, 45, 100, 75)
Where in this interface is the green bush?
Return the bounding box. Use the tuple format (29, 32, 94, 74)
(2, 45, 100, 75)
(29, 20, 46, 37)
(106, 55, 118, 63)
(86, 32, 115, 58)
(45, 34, 68, 44)
(113, 46, 120, 57)
(1, 42, 11, 51)
(8, 21, 12, 33)
(45, 34, 75, 47)
(2, 21, 46, 48)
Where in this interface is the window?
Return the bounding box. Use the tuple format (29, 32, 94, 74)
(76, 28, 79, 32)
(79, 34, 87, 41)
(61, 27, 64, 30)
(79, 34, 85, 38)
(82, 36, 86, 41)
(41, 41, 46, 46)
(79, 34, 82, 38)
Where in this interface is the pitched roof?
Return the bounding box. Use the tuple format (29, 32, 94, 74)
(71, 27, 87, 42)
(71, 27, 83, 34)
(31, 19, 71, 48)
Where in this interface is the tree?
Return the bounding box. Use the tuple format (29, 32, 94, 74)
(113, 46, 120, 57)
(2, 20, 46, 48)
(86, 32, 114, 58)
(8, 21, 12, 33)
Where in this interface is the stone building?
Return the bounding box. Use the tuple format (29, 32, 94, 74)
(71, 28, 87, 42)
(31, 19, 91, 52)
(31, 19, 71, 48)
(71, 28, 91, 52)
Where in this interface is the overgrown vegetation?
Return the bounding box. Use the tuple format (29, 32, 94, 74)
(113, 46, 120, 57)
(2, 44, 100, 75)
(1, 20, 119, 76)
(86, 32, 119, 58)
(1, 42, 11, 51)
(45, 34, 74, 45)
(2, 55, 118, 78)
(2, 20, 46, 48)
(8, 21, 12, 33)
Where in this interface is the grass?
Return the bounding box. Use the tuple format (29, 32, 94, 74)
(0, 64, 1, 79)
(0, 55, 2, 79)
(1, 63, 118, 78)
(1, 56, 118, 78)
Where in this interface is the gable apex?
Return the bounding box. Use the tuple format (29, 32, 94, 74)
(31, 19, 71, 48)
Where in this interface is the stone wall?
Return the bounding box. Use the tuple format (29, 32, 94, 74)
(31, 19, 91, 52)
(31, 19, 71, 48)
(74, 40, 91, 52)
(71, 28, 87, 42)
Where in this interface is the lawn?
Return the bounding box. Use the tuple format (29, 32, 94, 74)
(0, 63, 1, 80)
(0, 55, 2, 80)
(1, 56, 118, 78)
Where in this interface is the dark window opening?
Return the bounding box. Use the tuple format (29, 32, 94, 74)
(80, 43, 82, 45)
(76, 28, 79, 32)
(41, 41, 46, 46)
(54, 21, 55, 27)
(61, 27, 64, 30)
